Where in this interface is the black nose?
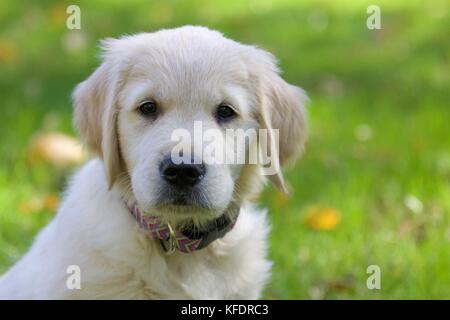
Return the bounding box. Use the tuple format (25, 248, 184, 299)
(159, 156, 206, 187)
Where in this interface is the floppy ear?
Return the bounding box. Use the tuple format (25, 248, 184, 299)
(72, 43, 124, 188)
(254, 50, 308, 193)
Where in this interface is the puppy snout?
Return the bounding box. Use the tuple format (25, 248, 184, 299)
(159, 155, 206, 187)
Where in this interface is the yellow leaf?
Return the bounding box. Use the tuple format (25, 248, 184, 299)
(19, 193, 59, 214)
(50, 4, 66, 25)
(304, 206, 341, 231)
(44, 194, 59, 211)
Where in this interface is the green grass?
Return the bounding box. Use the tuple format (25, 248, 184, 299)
(0, 0, 449, 299)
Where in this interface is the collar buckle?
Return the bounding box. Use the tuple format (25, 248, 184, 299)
(159, 223, 177, 255)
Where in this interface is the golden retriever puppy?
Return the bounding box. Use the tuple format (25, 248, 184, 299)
(0, 26, 307, 299)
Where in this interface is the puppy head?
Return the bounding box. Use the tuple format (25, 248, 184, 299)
(73, 26, 307, 226)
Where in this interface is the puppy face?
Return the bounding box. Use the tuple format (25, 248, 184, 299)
(117, 58, 256, 220)
(73, 26, 307, 226)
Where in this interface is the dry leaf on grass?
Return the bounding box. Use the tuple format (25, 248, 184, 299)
(0, 39, 18, 63)
(19, 193, 59, 214)
(304, 206, 341, 231)
(27, 132, 86, 167)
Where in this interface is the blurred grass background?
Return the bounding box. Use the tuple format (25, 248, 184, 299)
(0, 0, 449, 299)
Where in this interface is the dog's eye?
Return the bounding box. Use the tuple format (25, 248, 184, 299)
(138, 101, 158, 117)
(216, 104, 236, 122)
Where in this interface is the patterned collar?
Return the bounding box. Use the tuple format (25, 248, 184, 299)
(125, 203, 239, 254)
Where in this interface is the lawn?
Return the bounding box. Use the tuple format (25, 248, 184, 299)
(0, 0, 449, 299)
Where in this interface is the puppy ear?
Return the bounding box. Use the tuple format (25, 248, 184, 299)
(254, 50, 308, 193)
(72, 41, 123, 188)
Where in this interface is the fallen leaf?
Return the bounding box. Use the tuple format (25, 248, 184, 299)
(27, 132, 86, 167)
(0, 39, 18, 63)
(50, 4, 66, 25)
(304, 206, 341, 231)
(19, 193, 59, 214)
(327, 279, 355, 293)
(43, 194, 59, 211)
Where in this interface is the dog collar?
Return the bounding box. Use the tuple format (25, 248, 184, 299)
(125, 203, 239, 254)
